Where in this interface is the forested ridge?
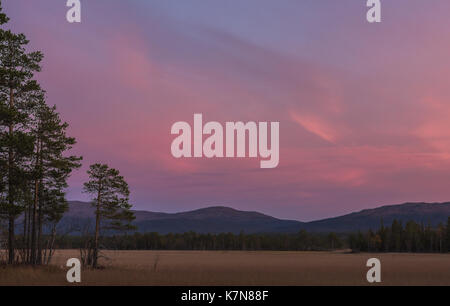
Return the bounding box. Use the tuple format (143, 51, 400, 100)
(26, 217, 450, 253)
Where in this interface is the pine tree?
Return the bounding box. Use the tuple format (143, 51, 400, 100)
(437, 223, 445, 252)
(83, 164, 135, 268)
(28, 100, 82, 264)
(445, 217, 450, 252)
(0, 4, 43, 263)
(327, 232, 338, 250)
(390, 219, 403, 252)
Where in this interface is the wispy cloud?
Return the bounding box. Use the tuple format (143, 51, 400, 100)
(290, 111, 338, 143)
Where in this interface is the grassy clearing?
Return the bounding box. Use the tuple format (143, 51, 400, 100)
(0, 250, 449, 285)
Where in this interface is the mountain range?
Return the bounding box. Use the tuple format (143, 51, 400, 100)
(60, 201, 450, 234)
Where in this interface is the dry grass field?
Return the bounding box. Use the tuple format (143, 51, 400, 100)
(1, 250, 449, 286)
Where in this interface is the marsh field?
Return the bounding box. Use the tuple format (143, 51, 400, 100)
(1, 250, 449, 286)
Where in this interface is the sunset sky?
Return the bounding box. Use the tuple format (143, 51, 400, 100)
(4, 0, 450, 220)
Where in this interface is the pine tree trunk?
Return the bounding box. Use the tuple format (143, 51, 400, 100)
(93, 188, 101, 268)
(31, 137, 41, 265)
(37, 189, 43, 265)
(31, 179, 39, 265)
(7, 87, 15, 265)
(23, 205, 27, 259)
(26, 202, 32, 263)
(46, 224, 57, 265)
(8, 215, 14, 264)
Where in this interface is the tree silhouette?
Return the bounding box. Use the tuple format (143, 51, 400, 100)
(83, 163, 135, 268)
(0, 3, 43, 263)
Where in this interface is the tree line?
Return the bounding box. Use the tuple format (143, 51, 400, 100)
(349, 217, 450, 253)
(0, 3, 135, 268)
(35, 218, 450, 253)
(39, 231, 343, 252)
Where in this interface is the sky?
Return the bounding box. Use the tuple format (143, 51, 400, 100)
(3, 0, 450, 221)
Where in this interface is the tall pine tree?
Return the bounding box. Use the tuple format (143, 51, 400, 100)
(27, 100, 82, 265)
(83, 164, 135, 268)
(0, 4, 43, 264)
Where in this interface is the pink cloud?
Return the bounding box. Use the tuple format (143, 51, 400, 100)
(290, 111, 338, 143)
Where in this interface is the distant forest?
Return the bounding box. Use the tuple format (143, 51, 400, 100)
(349, 217, 450, 253)
(37, 217, 450, 253)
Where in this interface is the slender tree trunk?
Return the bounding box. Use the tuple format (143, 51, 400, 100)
(31, 137, 41, 265)
(37, 187, 43, 265)
(23, 205, 27, 258)
(46, 224, 57, 265)
(43, 237, 48, 265)
(8, 215, 14, 264)
(26, 201, 32, 263)
(7, 87, 15, 265)
(30, 178, 39, 265)
(93, 186, 101, 268)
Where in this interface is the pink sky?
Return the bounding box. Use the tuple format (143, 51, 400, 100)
(4, 1, 450, 220)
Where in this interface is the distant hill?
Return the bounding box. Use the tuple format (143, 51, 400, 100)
(60, 201, 450, 234)
(63, 201, 305, 234)
(305, 202, 450, 232)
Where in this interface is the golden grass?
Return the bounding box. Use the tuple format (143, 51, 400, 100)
(1, 250, 449, 286)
